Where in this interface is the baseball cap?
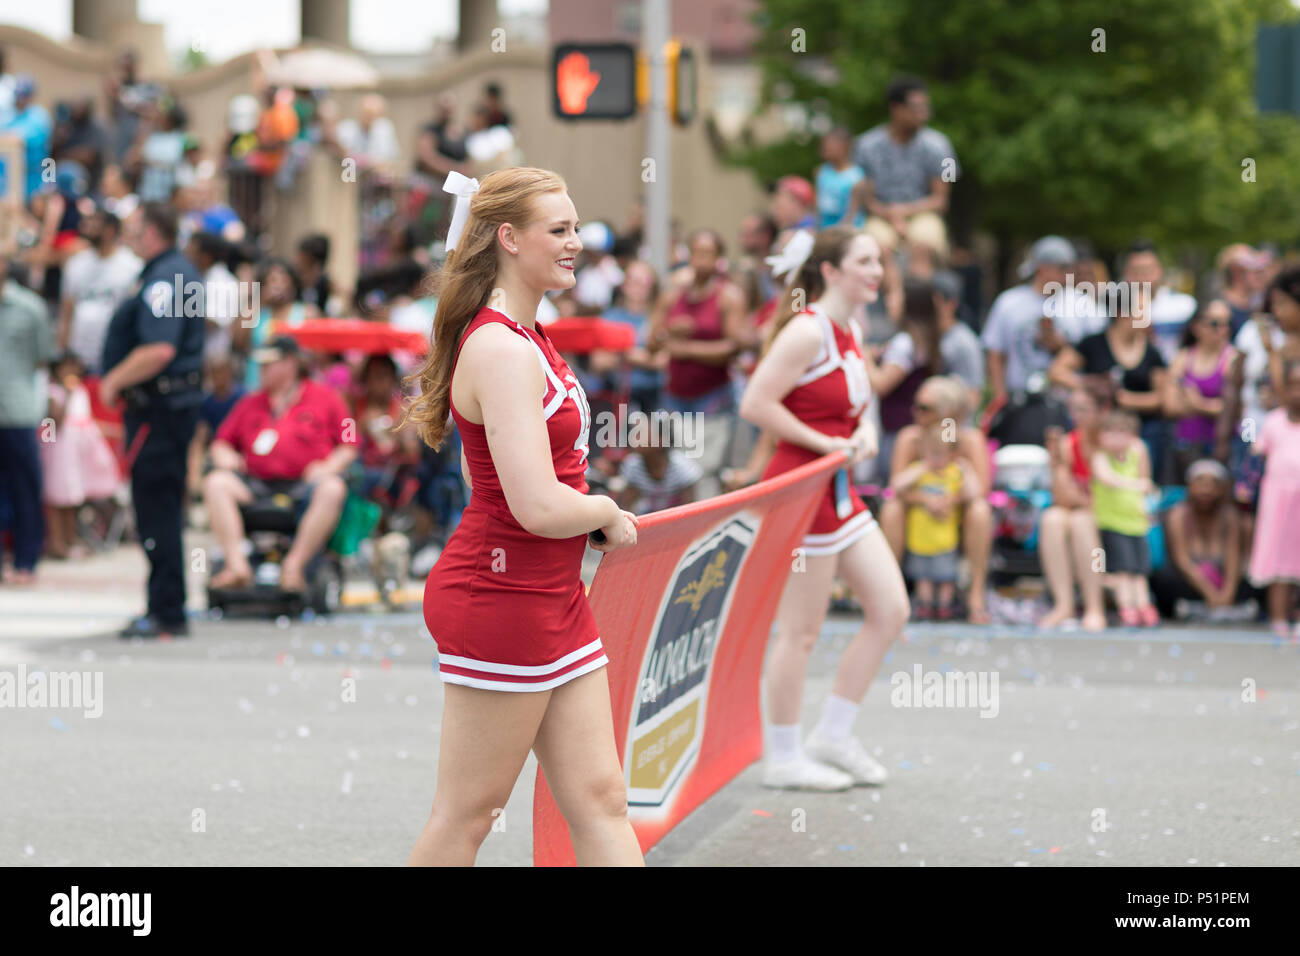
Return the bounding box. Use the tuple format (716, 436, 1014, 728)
(1018, 235, 1076, 279)
(776, 175, 815, 207)
(251, 334, 302, 364)
(13, 75, 36, 101)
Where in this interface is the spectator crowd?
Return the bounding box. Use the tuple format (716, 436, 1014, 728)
(2, 57, 1299, 638)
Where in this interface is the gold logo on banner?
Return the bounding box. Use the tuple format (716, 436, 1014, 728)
(625, 515, 758, 810)
(673, 552, 727, 613)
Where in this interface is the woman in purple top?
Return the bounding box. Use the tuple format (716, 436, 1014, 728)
(1164, 299, 1238, 475)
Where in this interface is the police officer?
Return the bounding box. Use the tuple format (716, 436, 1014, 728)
(100, 203, 206, 638)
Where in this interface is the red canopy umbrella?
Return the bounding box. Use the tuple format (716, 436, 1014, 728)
(278, 319, 429, 355)
(542, 316, 637, 354)
(276, 316, 636, 357)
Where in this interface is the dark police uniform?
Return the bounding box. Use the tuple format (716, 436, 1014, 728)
(101, 247, 207, 632)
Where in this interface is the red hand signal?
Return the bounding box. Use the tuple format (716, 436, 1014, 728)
(557, 51, 602, 114)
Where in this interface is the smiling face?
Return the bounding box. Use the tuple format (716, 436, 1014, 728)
(822, 233, 883, 306)
(501, 189, 582, 293)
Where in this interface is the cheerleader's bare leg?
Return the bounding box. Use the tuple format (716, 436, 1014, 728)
(532, 667, 644, 866)
(831, 523, 909, 703)
(765, 551, 840, 726)
(408, 684, 552, 866)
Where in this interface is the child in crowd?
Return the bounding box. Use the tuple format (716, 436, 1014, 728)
(1248, 359, 1300, 638)
(40, 353, 120, 558)
(188, 354, 246, 499)
(891, 423, 980, 619)
(1091, 409, 1157, 627)
(354, 355, 421, 505)
(616, 432, 702, 516)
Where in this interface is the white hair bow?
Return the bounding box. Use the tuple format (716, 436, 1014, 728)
(765, 229, 815, 285)
(443, 170, 481, 252)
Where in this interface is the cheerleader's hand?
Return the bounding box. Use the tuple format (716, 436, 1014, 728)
(849, 424, 878, 464)
(820, 435, 859, 460)
(591, 510, 638, 552)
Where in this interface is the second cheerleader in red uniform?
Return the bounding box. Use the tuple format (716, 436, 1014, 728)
(402, 167, 643, 866)
(740, 225, 910, 791)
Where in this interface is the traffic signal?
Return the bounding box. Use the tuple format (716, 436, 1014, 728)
(552, 40, 696, 124)
(552, 43, 637, 120)
(665, 40, 697, 126)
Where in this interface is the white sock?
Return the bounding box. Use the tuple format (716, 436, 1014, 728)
(768, 724, 803, 763)
(814, 693, 859, 741)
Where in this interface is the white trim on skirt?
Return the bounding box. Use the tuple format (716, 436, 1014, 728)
(436, 637, 609, 692)
(800, 510, 878, 557)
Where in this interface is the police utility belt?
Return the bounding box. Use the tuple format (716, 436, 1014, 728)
(123, 370, 203, 412)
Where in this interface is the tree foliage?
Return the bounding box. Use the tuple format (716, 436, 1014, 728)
(734, 0, 1300, 256)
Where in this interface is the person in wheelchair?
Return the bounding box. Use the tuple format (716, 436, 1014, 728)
(204, 335, 358, 592)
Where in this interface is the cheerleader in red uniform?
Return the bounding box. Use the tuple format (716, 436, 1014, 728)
(740, 226, 910, 790)
(401, 167, 643, 866)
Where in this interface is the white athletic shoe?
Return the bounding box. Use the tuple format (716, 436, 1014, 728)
(761, 755, 854, 791)
(804, 731, 889, 786)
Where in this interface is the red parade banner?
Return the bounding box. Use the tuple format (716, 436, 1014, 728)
(532, 451, 848, 865)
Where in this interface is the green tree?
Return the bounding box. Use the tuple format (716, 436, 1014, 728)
(737, 0, 1300, 267)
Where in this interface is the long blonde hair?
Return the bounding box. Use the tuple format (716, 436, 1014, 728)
(761, 225, 861, 356)
(400, 166, 568, 449)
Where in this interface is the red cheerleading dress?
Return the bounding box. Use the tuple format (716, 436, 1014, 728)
(423, 307, 607, 692)
(760, 302, 876, 556)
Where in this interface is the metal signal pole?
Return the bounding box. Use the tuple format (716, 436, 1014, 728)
(643, 0, 671, 277)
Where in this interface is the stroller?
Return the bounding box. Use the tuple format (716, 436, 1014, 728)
(984, 386, 1069, 584)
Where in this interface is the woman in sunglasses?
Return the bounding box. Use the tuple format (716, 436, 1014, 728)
(1049, 290, 1170, 482)
(1163, 300, 1238, 476)
(740, 226, 909, 791)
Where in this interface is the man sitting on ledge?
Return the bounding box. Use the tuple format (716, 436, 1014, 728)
(205, 335, 357, 591)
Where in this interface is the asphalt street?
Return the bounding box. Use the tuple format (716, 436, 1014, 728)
(2, 544, 1298, 867)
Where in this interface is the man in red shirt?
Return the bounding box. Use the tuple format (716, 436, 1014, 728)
(205, 336, 357, 591)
